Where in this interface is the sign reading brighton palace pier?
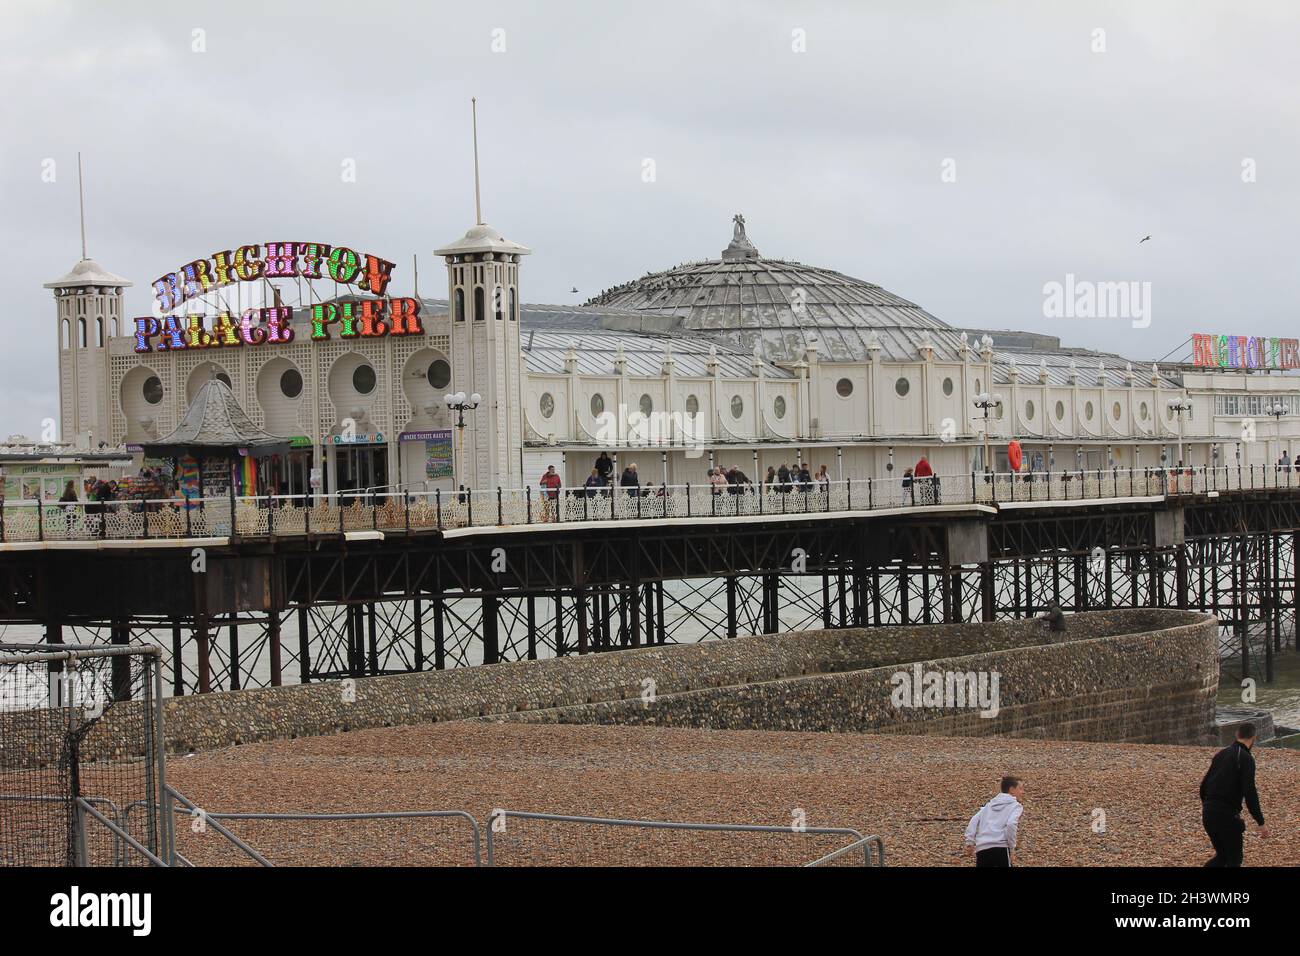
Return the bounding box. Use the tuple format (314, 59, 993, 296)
(1192, 332, 1300, 370)
(132, 241, 423, 353)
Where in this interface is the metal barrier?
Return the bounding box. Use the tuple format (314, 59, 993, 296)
(804, 834, 887, 867)
(4, 465, 1294, 544)
(484, 810, 883, 867)
(74, 797, 167, 867)
(159, 785, 482, 867)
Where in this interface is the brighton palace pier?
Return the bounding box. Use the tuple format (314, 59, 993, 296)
(9, 211, 1300, 694)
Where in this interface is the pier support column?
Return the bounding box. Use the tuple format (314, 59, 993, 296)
(481, 595, 499, 665)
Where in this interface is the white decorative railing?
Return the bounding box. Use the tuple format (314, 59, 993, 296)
(3, 465, 1297, 543)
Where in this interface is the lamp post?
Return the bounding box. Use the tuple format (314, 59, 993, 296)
(1265, 401, 1287, 472)
(1166, 398, 1192, 468)
(973, 393, 1002, 472)
(444, 390, 481, 491)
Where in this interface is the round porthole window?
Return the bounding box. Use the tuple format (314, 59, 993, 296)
(639, 394, 653, 416)
(836, 378, 854, 398)
(773, 396, 787, 419)
(1085, 401, 1095, 421)
(143, 376, 163, 405)
(730, 395, 744, 419)
(1055, 400, 1065, 420)
(894, 377, 910, 397)
(427, 359, 451, 390)
(1140, 401, 1149, 421)
(942, 377, 954, 396)
(353, 364, 376, 395)
(279, 368, 303, 399)
(540, 392, 555, 419)
(685, 394, 700, 415)
(590, 393, 605, 417)
(1112, 401, 1122, 421)
(1025, 400, 1035, 420)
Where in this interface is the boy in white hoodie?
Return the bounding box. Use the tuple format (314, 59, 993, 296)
(964, 776, 1025, 867)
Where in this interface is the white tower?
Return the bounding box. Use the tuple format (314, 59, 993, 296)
(44, 154, 132, 449)
(434, 225, 530, 489)
(433, 100, 530, 489)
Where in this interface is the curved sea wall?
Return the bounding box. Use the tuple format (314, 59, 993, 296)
(8, 608, 1219, 765)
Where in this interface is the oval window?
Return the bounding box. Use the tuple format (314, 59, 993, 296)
(1055, 400, 1065, 420)
(773, 396, 787, 419)
(143, 376, 163, 405)
(730, 395, 744, 419)
(1085, 401, 1095, 421)
(353, 364, 376, 395)
(280, 368, 303, 399)
(942, 377, 954, 397)
(1025, 400, 1035, 420)
(895, 377, 910, 397)
(427, 359, 451, 390)
(836, 378, 854, 398)
(590, 393, 605, 417)
(540, 392, 555, 419)
(1140, 401, 1149, 421)
(1112, 401, 1122, 421)
(685, 394, 700, 415)
(639, 394, 653, 416)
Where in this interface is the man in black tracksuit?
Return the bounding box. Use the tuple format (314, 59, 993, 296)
(1199, 723, 1269, 867)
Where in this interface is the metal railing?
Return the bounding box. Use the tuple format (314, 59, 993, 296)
(5, 464, 1296, 543)
(159, 785, 482, 866)
(484, 809, 882, 867)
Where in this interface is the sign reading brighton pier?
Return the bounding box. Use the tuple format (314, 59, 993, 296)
(1192, 333, 1300, 370)
(132, 241, 422, 353)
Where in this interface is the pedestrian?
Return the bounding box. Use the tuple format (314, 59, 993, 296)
(901, 466, 913, 492)
(764, 466, 777, 493)
(914, 455, 936, 504)
(539, 465, 562, 522)
(815, 464, 830, 491)
(710, 467, 728, 495)
(964, 776, 1025, 867)
(583, 468, 604, 498)
(595, 451, 613, 483)
(777, 462, 791, 493)
(1199, 723, 1268, 867)
(620, 462, 640, 496)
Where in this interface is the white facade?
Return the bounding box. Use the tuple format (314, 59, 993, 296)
(47, 219, 1300, 495)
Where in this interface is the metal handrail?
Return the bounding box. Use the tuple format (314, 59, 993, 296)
(804, 833, 886, 867)
(484, 809, 876, 866)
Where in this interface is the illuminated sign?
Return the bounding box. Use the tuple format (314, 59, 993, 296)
(1192, 333, 1300, 370)
(132, 241, 424, 354)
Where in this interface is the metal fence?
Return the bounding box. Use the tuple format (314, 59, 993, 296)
(0, 643, 165, 866)
(154, 785, 483, 867)
(484, 810, 883, 867)
(3, 464, 1294, 544)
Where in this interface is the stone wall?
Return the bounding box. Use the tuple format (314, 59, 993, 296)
(16, 608, 1219, 765)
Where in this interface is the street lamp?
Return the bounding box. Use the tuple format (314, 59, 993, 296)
(973, 392, 1003, 473)
(1167, 398, 1192, 468)
(444, 391, 481, 489)
(1265, 401, 1287, 471)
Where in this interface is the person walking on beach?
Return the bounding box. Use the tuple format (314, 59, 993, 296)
(1200, 723, 1268, 867)
(964, 776, 1025, 867)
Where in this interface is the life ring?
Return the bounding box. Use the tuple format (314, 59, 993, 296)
(1007, 440, 1023, 472)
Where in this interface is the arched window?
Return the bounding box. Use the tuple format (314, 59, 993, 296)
(454, 288, 465, 322)
(96, 317, 104, 347)
(61, 319, 70, 350)
(509, 287, 517, 322)
(473, 287, 485, 322)
(494, 285, 504, 321)
(78, 318, 87, 348)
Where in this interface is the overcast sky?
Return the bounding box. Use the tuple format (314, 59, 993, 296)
(2, 0, 1297, 438)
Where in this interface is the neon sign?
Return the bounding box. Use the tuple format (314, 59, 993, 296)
(152, 242, 394, 311)
(132, 241, 424, 353)
(1192, 333, 1300, 370)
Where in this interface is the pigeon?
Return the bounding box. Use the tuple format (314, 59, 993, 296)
(1139, 235, 1152, 244)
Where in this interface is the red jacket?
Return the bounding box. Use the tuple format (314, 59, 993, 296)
(914, 459, 933, 478)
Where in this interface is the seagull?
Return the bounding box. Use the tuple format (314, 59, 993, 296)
(570, 286, 579, 293)
(1139, 235, 1152, 244)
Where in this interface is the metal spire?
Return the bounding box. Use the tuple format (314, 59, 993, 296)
(471, 97, 483, 225)
(77, 152, 87, 260)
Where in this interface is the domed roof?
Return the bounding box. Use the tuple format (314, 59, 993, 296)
(44, 258, 132, 289)
(585, 215, 962, 364)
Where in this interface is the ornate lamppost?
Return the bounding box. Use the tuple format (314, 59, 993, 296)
(444, 390, 481, 491)
(1166, 398, 1193, 468)
(973, 392, 1002, 472)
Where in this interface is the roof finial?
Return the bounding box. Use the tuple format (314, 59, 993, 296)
(77, 151, 88, 261)
(471, 98, 483, 226)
